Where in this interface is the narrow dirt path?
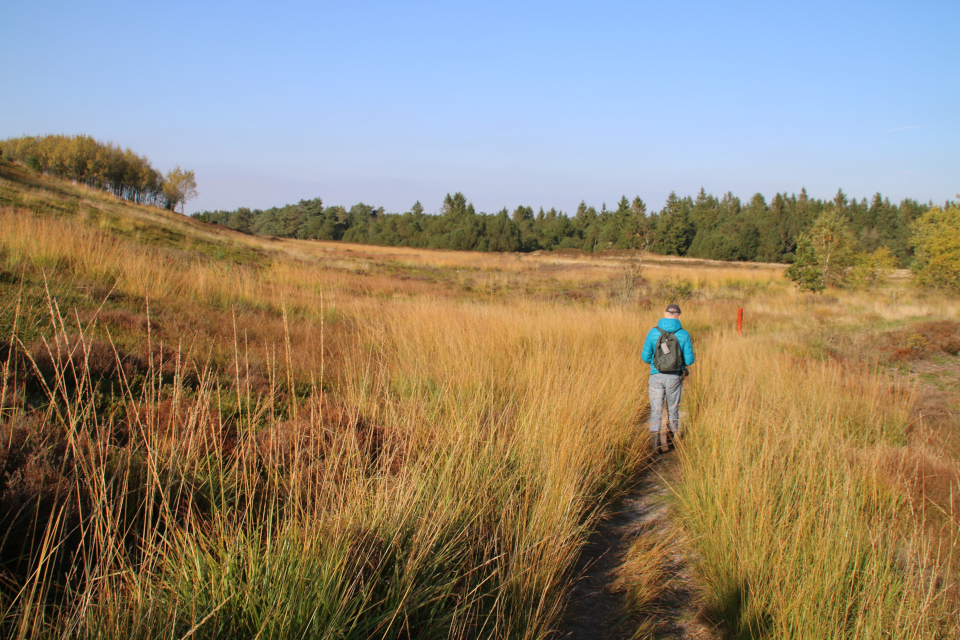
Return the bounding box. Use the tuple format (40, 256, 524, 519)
(557, 447, 719, 640)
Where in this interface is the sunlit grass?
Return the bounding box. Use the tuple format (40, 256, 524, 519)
(2, 163, 959, 638)
(664, 318, 960, 638)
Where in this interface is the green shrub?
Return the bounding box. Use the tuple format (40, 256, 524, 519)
(911, 203, 960, 291)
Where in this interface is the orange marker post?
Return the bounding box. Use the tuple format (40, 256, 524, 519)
(737, 307, 743, 335)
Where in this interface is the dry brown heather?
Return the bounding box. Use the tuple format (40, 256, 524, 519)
(0, 159, 959, 638)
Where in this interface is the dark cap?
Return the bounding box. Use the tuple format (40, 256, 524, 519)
(665, 304, 681, 314)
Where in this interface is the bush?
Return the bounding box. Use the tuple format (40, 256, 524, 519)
(849, 246, 898, 289)
(911, 203, 960, 291)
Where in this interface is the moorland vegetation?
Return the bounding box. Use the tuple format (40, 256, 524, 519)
(0, 151, 959, 639)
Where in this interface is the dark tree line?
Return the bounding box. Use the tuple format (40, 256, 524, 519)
(195, 188, 936, 265)
(652, 188, 930, 264)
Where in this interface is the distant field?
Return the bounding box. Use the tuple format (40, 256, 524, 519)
(0, 159, 957, 639)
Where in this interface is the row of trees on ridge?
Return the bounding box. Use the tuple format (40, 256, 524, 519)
(1, 135, 197, 213)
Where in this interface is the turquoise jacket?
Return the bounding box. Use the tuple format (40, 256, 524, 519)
(641, 318, 695, 375)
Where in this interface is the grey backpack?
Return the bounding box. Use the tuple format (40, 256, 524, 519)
(653, 328, 683, 373)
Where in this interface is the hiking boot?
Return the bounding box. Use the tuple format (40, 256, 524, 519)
(665, 430, 674, 450)
(650, 431, 661, 455)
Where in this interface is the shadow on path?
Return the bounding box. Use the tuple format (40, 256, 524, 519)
(556, 448, 719, 640)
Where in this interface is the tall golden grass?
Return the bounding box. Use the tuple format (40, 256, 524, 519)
(0, 240, 659, 638)
(662, 323, 960, 638)
(2, 163, 959, 638)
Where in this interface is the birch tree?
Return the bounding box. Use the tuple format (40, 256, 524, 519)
(784, 211, 855, 291)
(163, 166, 198, 214)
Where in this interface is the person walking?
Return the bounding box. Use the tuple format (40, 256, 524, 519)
(641, 303, 695, 454)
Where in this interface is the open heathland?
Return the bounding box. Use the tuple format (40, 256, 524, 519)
(0, 158, 958, 639)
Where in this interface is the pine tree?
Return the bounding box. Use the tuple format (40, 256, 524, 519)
(651, 192, 694, 256)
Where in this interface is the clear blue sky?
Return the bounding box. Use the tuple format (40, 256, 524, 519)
(3, 0, 958, 215)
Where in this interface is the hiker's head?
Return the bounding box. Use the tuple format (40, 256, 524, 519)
(664, 304, 681, 319)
